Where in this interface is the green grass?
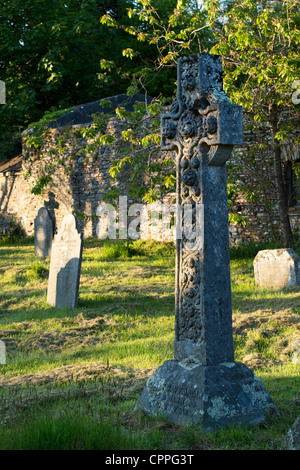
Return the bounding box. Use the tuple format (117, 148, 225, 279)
(0, 238, 299, 450)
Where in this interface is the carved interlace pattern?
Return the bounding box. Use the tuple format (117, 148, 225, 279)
(162, 56, 213, 343)
(161, 54, 242, 348)
(161, 55, 221, 344)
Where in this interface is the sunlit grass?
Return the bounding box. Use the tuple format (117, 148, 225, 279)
(0, 238, 299, 450)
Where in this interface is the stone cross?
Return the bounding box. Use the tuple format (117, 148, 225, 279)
(47, 214, 82, 309)
(161, 53, 243, 365)
(136, 53, 277, 432)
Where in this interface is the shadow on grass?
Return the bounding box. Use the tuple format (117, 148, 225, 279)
(232, 288, 300, 314)
(0, 289, 174, 324)
(77, 292, 174, 316)
(80, 260, 174, 278)
(0, 287, 47, 305)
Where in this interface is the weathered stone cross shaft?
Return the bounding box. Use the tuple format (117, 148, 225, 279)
(161, 53, 243, 365)
(136, 53, 277, 432)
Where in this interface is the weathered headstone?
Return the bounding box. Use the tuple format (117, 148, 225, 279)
(47, 214, 82, 309)
(0, 340, 6, 364)
(34, 207, 54, 258)
(254, 249, 300, 289)
(136, 53, 277, 432)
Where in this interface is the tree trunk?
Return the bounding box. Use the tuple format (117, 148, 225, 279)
(269, 105, 293, 248)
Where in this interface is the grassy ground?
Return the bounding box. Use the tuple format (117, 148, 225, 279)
(0, 238, 299, 450)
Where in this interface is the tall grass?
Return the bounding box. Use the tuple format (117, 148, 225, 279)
(0, 238, 299, 450)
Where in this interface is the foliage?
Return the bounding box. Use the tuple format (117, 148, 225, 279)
(22, 99, 174, 201)
(24, 98, 245, 224)
(205, 0, 300, 246)
(3, 0, 300, 240)
(0, 214, 26, 244)
(0, 0, 175, 160)
(106, 100, 177, 204)
(98, 0, 300, 239)
(205, 0, 300, 124)
(25, 107, 75, 148)
(101, 0, 212, 97)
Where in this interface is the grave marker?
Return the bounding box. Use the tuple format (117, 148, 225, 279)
(34, 207, 54, 258)
(254, 249, 300, 289)
(47, 214, 82, 309)
(0, 340, 6, 364)
(136, 53, 277, 432)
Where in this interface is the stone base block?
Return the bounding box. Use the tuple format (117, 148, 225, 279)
(135, 359, 278, 432)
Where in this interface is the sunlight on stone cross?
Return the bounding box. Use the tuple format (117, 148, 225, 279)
(161, 53, 243, 169)
(160, 53, 244, 364)
(135, 54, 277, 432)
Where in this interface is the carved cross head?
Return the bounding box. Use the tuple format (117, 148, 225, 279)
(161, 54, 243, 167)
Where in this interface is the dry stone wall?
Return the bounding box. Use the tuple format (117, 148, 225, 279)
(228, 115, 300, 245)
(22, 117, 134, 238)
(0, 111, 299, 244)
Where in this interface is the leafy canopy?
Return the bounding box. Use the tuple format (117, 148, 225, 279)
(0, 0, 175, 159)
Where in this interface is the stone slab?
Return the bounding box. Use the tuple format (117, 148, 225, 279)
(0, 340, 6, 364)
(34, 207, 53, 258)
(254, 248, 300, 289)
(47, 214, 82, 309)
(136, 359, 277, 432)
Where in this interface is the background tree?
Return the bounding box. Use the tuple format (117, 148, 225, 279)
(205, 0, 300, 247)
(23, 0, 212, 206)
(3, 0, 299, 246)
(0, 0, 176, 160)
(100, 0, 213, 204)
(101, 0, 212, 99)
(104, 0, 299, 246)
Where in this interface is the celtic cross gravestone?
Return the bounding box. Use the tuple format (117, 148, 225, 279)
(136, 53, 277, 432)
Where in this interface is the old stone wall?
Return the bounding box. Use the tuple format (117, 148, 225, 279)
(0, 112, 299, 244)
(1, 117, 126, 237)
(228, 115, 300, 245)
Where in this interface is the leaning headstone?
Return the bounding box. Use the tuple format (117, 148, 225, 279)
(47, 214, 82, 309)
(34, 207, 54, 258)
(254, 249, 300, 290)
(136, 53, 277, 432)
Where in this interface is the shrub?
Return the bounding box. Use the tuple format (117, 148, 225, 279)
(0, 214, 26, 244)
